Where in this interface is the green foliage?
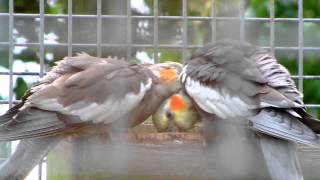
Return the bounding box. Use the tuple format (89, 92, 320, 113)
(248, 0, 320, 118)
(45, 1, 68, 14)
(0, 48, 8, 70)
(187, 0, 211, 16)
(245, 0, 269, 18)
(72, 0, 97, 14)
(275, 51, 298, 74)
(13, 0, 40, 13)
(248, 0, 298, 18)
(0, 0, 8, 13)
(303, 1, 320, 18)
(158, 49, 182, 63)
(13, 77, 28, 100)
(158, 0, 182, 16)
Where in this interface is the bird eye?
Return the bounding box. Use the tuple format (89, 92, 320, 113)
(165, 110, 174, 119)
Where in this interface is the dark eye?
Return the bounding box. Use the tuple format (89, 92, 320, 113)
(165, 110, 173, 119)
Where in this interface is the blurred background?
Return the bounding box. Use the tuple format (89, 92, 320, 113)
(0, 0, 320, 179)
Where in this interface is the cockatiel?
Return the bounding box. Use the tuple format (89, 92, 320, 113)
(152, 91, 199, 132)
(180, 40, 320, 179)
(0, 53, 182, 180)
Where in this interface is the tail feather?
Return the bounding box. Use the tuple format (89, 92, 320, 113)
(0, 107, 75, 141)
(0, 104, 23, 125)
(248, 108, 320, 146)
(259, 135, 303, 180)
(294, 108, 320, 133)
(0, 136, 62, 180)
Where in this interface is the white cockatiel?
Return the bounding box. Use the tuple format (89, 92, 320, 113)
(0, 53, 182, 180)
(180, 40, 320, 179)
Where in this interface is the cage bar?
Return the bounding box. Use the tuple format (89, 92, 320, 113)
(153, 0, 159, 63)
(96, 0, 102, 57)
(298, 0, 304, 92)
(269, 0, 275, 55)
(68, 0, 73, 56)
(126, 0, 132, 61)
(211, 0, 217, 42)
(239, 0, 245, 41)
(1, 0, 320, 179)
(1, 13, 320, 22)
(8, 0, 13, 109)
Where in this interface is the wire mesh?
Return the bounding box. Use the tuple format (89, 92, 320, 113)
(0, 0, 320, 179)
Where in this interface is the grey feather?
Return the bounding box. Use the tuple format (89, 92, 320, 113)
(248, 108, 320, 146)
(0, 54, 183, 180)
(200, 115, 270, 179)
(183, 39, 320, 132)
(0, 108, 83, 141)
(258, 135, 303, 180)
(0, 136, 62, 180)
(183, 39, 320, 179)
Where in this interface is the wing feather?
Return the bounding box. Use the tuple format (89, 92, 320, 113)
(0, 54, 155, 140)
(249, 109, 320, 146)
(182, 40, 320, 144)
(253, 52, 304, 107)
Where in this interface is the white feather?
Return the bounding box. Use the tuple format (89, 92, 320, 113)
(180, 73, 187, 83)
(260, 101, 279, 108)
(186, 78, 255, 120)
(286, 109, 302, 119)
(205, 100, 227, 119)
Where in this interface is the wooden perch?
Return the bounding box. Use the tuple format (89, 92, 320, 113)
(47, 129, 320, 180)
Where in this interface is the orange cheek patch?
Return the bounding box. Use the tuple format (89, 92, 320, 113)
(159, 68, 177, 84)
(169, 95, 186, 111)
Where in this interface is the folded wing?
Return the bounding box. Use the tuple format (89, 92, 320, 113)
(0, 53, 153, 141)
(182, 40, 320, 145)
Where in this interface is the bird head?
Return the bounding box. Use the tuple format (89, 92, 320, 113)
(152, 91, 199, 132)
(149, 61, 183, 95)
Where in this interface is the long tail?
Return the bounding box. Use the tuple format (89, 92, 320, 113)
(259, 135, 303, 180)
(0, 136, 62, 180)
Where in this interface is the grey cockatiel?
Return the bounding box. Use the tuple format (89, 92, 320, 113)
(180, 40, 320, 179)
(0, 53, 182, 180)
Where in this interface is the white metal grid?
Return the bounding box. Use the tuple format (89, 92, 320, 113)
(1, 1, 320, 106)
(0, 0, 319, 179)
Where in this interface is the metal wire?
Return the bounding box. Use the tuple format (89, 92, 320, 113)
(1, 13, 320, 22)
(211, 0, 217, 42)
(1, 41, 320, 51)
(0, 1, 319, 180)
(8, 0, 13, 109)
(96, 0, 102, 57)
(239, 0, 245, 41)
(269, 0, 275, 55)
(182, 0, 188, 63)
(153, 0, 159, 63)
(68, 0, 72, 56)
(298, 0, 304, 92)
(126, 0, 132, 61)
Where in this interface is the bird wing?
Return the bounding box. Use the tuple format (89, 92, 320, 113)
(182, 40, 320, 145)
(253, 51, 303, 108)
(0, 53, 154, 141)
(184, 40, 303, 111)
(248, 108, 320, 146)
(258, 135, 303, 180)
